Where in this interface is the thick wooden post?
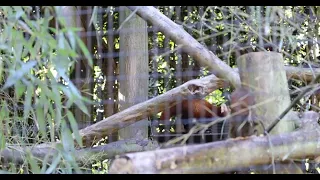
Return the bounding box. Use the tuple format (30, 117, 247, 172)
(235, 52, 296, 135)
(118, 7, 149, 139)
(235, 52, 302, 173)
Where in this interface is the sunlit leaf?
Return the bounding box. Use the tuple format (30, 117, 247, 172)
(36, 101, 46, 137)
(12, 6, 25, 20)
(68, 82, 89, 115)
(0, 58, 3, 82)
(15, 80, 26, 99)
(50, 86, 62, 128)
(52, 57, 69, 79)
(40, 147, 51, 173)
(12, 32, 24, 61)
(2, 60, 37, 89)
(61, 120, 75, 152)
(17, 20, 34, 35)
(56, 48, 78, 58)
(75, 34, 93, 68)
(21, 35, 36, 59)
(66, 110, 82, 147)
(8, 163, 17, 174)
(57, 31, 65, 50)
(26, 150, 41, 174)
(23, 85, 34, 120)
(46, 114, 55, 142)
(45, 153, 62, 174)
(89, 6, 98, 27)
(0, 131, 6, 150)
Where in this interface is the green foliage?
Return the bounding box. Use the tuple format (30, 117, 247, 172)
(0, 6, 92, 173)
(1, 5, 318, 174)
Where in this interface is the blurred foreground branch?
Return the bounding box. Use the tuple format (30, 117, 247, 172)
(109, 111, 320, 174)
(0, 138, 159, 166)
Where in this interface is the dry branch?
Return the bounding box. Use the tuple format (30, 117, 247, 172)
(126, 6, 241, 88)
(109, 112, 320, 174)
(0, 138, 159, 166)
(79, 74, 225, 146)
(234, 66, 320, 82)
(284, 66, 320, 82)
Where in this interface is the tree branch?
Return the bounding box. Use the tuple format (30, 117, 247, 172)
(126, 6, 241, 88)
(79, 74, 225, 146)
(234, 66, 320, 82)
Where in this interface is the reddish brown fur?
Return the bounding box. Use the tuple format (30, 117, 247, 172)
(230, 87, 254, 116)
(160, 99, 228, 121)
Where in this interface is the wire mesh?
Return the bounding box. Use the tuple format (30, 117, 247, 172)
(35, 6, 320, 173)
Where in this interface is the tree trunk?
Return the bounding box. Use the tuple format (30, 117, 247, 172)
(118, 7, 149, 139)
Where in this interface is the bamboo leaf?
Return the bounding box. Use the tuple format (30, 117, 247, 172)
(23, 85, 34, 120)
(14, 80, 26, 99)
(26, 150, 41, 174)
(2, 60, 37, 89)
(75, 34, 93, 68)
(36, 101, 46, 137)
(66, 110, 82, 147)
(45, 153, 62, 174)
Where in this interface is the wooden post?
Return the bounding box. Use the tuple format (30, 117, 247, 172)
(236, 52, 301, 173)
(118, 7, 149, 139)
(60, 7, 93, 131)
(236, 52, 296, 135)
